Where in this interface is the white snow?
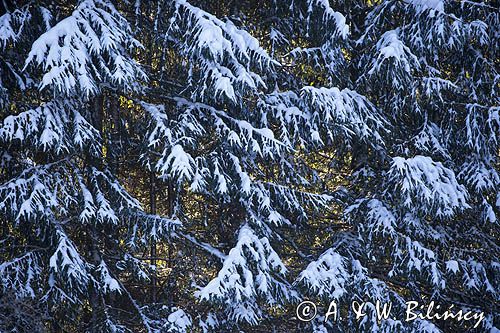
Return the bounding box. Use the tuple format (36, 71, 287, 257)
(368, 30, 419, 76)
(98, 260, 121, 293)
(0, 13, 16, 48)
(445, 260, 459, 273)
(307, 0, 349, 38)
(24, 0, 145, 95)
(390, 155, 469, 217)
(196, 224, 289, 325)
(406, 0, 444, 14)
(167, 308, 192, 332)
(298, 248, 348, 299)
(159, 144, 195, 182)
(170, 0, 277, 102)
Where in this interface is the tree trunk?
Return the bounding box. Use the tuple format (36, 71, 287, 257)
(150, 171, 157, 303)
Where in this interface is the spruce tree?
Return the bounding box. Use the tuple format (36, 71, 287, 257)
(0, 0, 498, 332)
(0, 1, 177, 331)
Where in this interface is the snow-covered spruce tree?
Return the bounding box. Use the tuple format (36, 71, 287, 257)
(302, 0, 499, 332)
(233, 0, 498, 332)
(0, 1, 179, 332)
(1, 0, 498, 332)
(129, 0, 396, 331)
(135, 0, 320, 327)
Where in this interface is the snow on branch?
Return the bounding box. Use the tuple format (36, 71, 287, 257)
(305, 0, 349, 39)
(297, 250, 442, 332)
(0, 101, 101, 155)
(24, 0, 146, 96)
(96, 260, 121, 294)
(390, 237, 443, 287)
(389, 155, 469, 217)
(0, 5, 34, 49)
(297, 248, 349, 299)
(364, 29, 419, 91)
(346, 198, 398, 238)
(0, 251, 41, 299)
(196, 224, 293, 325)
(301, 86, 387, 144)
(126, 211, 182, 247)
(168, 0, 277, 102)
(263, 86, 388, 147)
(0, 161, 143, 227)
(48, 228, 91, 300)
(459, 158, 499, 194)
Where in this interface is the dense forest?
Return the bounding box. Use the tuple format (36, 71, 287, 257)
(0, 0, 499, 332)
